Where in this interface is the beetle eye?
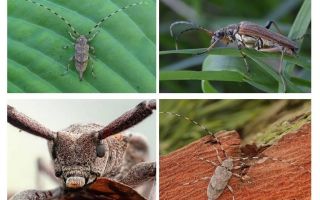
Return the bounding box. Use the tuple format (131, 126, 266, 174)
(215, 31, 224, 38)
(55, 171, 62, 177)
(96, 143, 106, 158)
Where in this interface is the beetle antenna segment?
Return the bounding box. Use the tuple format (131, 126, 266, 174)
(98, 100, 156, 140)
(87, 1, 147, 37)
(24, 0, 80, 37)
(170, 21, 213, 50)
(7, 105, 57, 140)
(160, 111, 228, 159)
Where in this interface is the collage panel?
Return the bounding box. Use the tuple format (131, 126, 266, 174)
(160, 0, 311, 93)
(7, 99, 156, 199)
(160, 99, 310, 199)
(8, 0, 156, 93)
(4, 0, 317, 200)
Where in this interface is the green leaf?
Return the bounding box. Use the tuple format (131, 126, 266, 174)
(202, 54, 279, 93)
(8, 0, 156, 93)
(288, 0, 311, 41)
(284, 0, 311, 87)
(160, 48, 310, 69)
(201, 80, 218, 93)
(160, 70, 244, 81)
(160, 45, 310, 92)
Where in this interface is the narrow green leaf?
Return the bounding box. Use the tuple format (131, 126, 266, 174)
(288, 0, 311, 41)
(160, 71, 244, 81)
(161, 48, 310, 69)
(284, 0, 311, 89)
(201, 80, 218, 93)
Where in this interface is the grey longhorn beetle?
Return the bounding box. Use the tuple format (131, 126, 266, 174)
(24, 0, 147, 81)
(160, 111, 310, 200)
(8, 100, 156, 200)
(170, 21, 300, 92)
(160, 112, 240, 200)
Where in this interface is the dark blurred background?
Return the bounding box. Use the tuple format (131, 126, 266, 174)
(159, 0, 311, 93)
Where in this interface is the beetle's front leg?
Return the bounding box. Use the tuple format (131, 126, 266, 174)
(63, 43, 74, 50)
(234, 34, 250, 72)
(118, 161, 156, 187)
(87, 30, 100, 42)
(68, 31, 78, 41)
(10, 188, 61, 200)
(61, 56, 74, 76)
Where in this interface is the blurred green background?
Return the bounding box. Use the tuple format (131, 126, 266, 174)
(160, 99, 311, 155)
(159, 0, 311, 93)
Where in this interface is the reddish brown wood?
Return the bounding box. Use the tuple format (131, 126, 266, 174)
(61, 178, 146, 200)
(160, 124, 311, 200)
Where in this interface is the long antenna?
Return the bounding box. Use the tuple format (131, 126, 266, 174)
(24, 0, 80, 36)
(170, 21, 213, 50)
(160, 111, 228, 159)
(88, 1, 147, 36)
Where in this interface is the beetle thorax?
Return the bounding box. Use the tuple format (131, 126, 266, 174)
(212, 24, 239, 44)
(76, 35, 88, 45)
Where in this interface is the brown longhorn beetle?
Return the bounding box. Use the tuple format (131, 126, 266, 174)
(8, 100, 156, 200)
(24, 0, 146, 81)
(170, 21, 299, 91)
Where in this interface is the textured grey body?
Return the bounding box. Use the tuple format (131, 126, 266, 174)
(73, 36, 90, 80)
(48, 123, 150, 188)
(207, 158, 233, 200)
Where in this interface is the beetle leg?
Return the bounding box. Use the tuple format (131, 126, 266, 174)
(226, 185, 235, 200)
(68, 31, 77, 41)
(114, 135, 148, 182)
(90, 64, 96, 79)
(88, 56, 96, 79)
(61, 56, 74, 76)
(63, 43, 74, 49)
(258, 46, 282, 53)
(259, 46, 287, 91)
(265, 21, 283, 35)
(117, 161, 156, 187)
(87, 30, 100, 42)
(235, 38, 250, 72)
(196, 40, 218, 55)
(90, 46, 95, 54)
(279, 48, 286, 92)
